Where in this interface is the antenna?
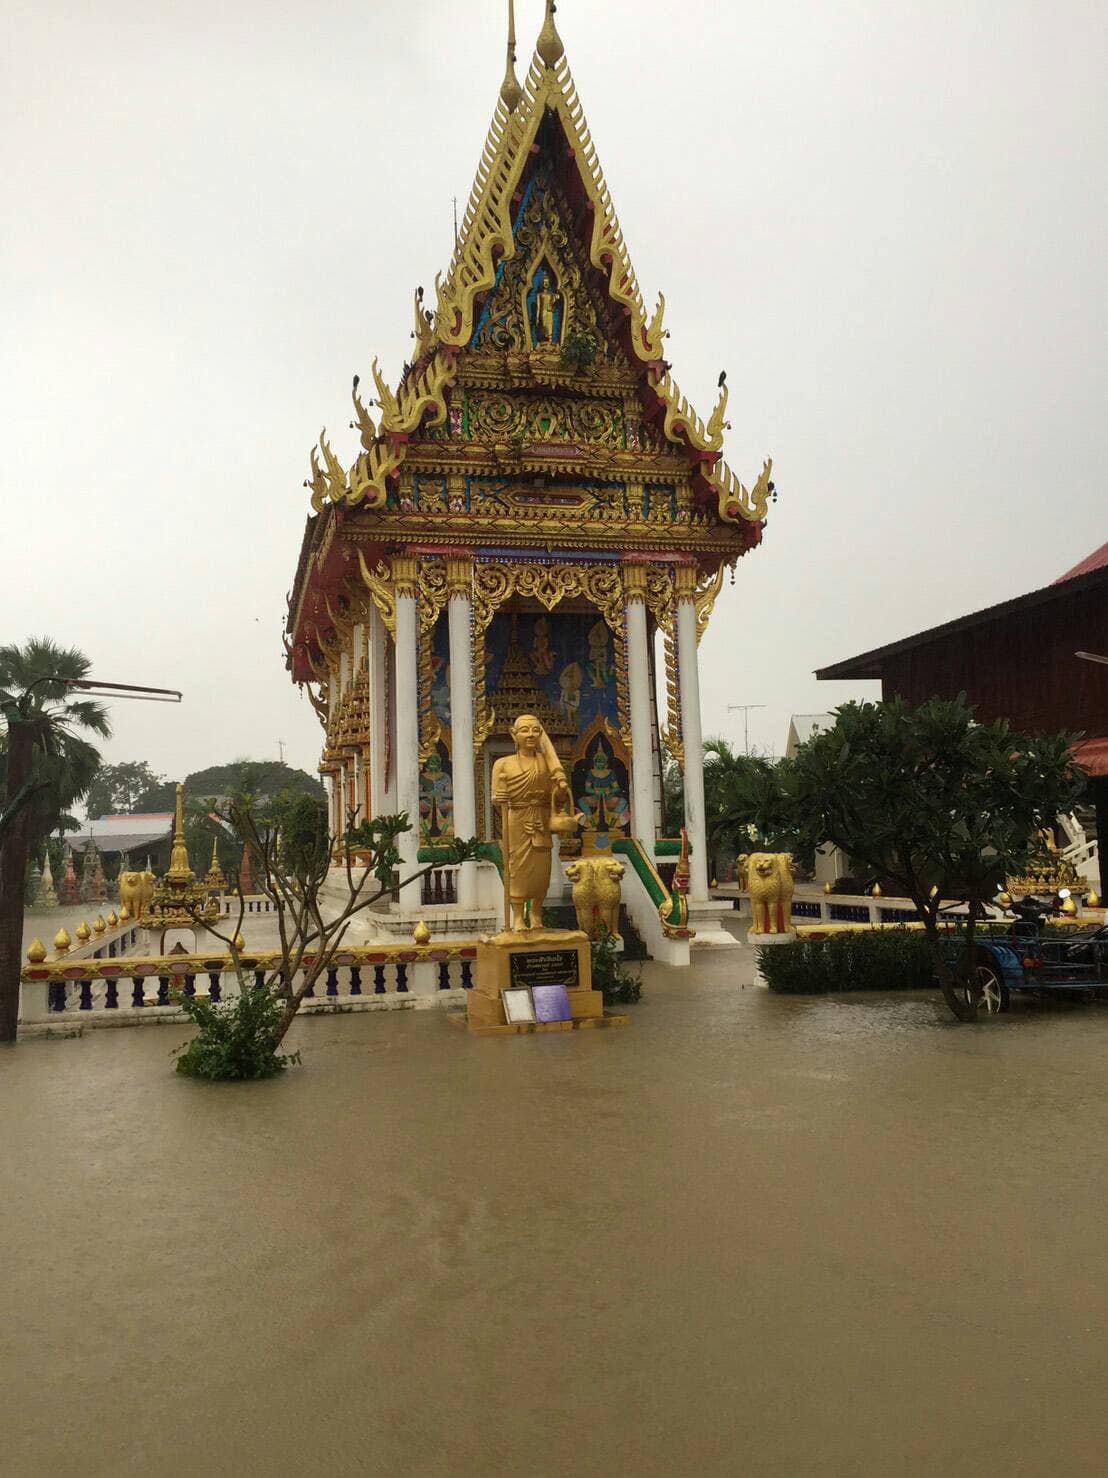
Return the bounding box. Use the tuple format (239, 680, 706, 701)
(277, 739, 286, 763)
(727, 704, 766, 755)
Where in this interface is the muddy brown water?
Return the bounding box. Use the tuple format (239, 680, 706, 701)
(3, 957, 1107, 1477)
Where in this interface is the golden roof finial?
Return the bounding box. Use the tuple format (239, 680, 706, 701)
(537, 0, 564, 67)
(167, 783, 194, 881)
(500, 0, 522, 112)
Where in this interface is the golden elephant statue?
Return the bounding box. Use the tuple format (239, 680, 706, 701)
(119, 870, 156, 921)
(564, 857, 625, 941)
(747, 852, 795, 936)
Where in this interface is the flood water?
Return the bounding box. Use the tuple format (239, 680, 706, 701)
(3, 956, 1107, 1476)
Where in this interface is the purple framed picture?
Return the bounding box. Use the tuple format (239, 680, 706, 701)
(531, 982, 572, 1023)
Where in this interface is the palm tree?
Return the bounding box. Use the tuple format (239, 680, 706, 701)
(702, 737, 797, 879)
(0, 639, 110, 1041)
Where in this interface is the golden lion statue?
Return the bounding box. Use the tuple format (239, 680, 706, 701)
(119, 870, 156, 922)
(564, 857, 625, 941)
(747, 852, 795, 935)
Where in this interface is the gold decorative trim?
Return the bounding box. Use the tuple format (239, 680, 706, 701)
(622, 564, 648, 603)
(694, 566, 725, 644)
(357, 550, 396, 638)
(445, 555, 473, 598)
(391, 554, 418, 599)
(417, 562, 450, 762)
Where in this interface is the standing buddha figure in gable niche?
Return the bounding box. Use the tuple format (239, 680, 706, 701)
(532, 272, 562, 345)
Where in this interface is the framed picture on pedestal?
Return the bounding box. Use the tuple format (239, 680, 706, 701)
(531, 983, 572, 1023)
(502, 987, 536, 1025)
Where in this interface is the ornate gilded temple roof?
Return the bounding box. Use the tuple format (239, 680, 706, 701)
(286, 1, 772, 689)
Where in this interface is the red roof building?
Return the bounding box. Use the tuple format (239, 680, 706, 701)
(816, 543, 1108, 878)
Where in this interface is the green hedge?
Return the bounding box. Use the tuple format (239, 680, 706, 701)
(759, 929, 935, 994)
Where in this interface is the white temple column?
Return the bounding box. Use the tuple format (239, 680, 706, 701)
(367, 604, 389, 818)
(623, 566, 656, 850)
(676, 566, 709, 901)
(393, 555, 422, 908)
(446, 557, 478, 907)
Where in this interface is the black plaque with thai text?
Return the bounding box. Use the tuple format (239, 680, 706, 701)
(509, 948, 579, 990)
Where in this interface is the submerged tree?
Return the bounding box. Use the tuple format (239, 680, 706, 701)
(786, 697, 1085, 1020)
(0, 639, 110, 1041)
(174, 785, 479, 1079)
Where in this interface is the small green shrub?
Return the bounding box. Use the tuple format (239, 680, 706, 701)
(591, 926, 642, 1005)
(173, 985, 300, 1081)
(759, 928, 935, 994)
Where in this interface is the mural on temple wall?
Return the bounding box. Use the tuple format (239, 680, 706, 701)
(419, 737, 454, 843)
(485, 610, 618, 737)
(571, 717, 631, 839)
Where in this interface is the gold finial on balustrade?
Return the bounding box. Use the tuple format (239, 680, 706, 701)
(119, 904, 131, 921)
(413, 920, 431, 946)
(27, 938, 47, 964)
(1087, 890, 1100, 908)
(107, 909, 118, 927)
(231, 932, 246, 951)
(871, 883, 882, 898)
(93, 914, 107, 934)
(54, 927, 71, 954)
(823, 882, 832, 895)
(167, 783, 194, 881)
(76, 920, 91, 943)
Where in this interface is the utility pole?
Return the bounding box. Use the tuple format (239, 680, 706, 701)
(277, 739, 286, 764)
(727, 704, 766, 755)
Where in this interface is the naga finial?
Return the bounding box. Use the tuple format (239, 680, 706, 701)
(500, 0, 522, 111)
(537, 0, 564, 67)
(350, 375, 376, 452)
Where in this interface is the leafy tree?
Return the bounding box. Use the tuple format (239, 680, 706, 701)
(786, 697, 1085, 1020)
(173, 788, 479, 1078)
(0, 639, 110, 1041)
(702, 738, 799, 877)
(83, 761, 165, 818)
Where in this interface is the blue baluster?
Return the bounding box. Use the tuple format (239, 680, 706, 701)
(374, 964, 386, 995)
(49, 982, 66, 1012)
(396, 963, 408, 994)
(461, 960, 473, 990)
(79, 980, 92, 1011)
(209, 972, 221, 1003)
(350, 966, 362, 996)
(304, 974, 316, 998)
(132, 978, 144, 1008)
(438, 962, 450, 990)
(105, 978, 118, 1009)
(326, 966, 338, 997)
(157, 976, 170, 1006)
(184, 974, 196, 997)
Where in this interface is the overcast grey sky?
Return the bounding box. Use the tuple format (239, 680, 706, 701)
(3, 0, 1105, 783)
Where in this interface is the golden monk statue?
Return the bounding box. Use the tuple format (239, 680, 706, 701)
(534, 272, 560, 345)
(492, 714, 581, 931)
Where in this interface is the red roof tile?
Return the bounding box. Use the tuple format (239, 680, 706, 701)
(1055, 541, 1108, 584)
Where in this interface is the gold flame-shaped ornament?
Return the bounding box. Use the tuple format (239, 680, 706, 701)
(93, 915, 107, 935)
(27, 938, 47, 964)
(76, 920, 91, 943)
(413, 920, 431, 946)
(108, 909, 118, 927)
(537, 0, 564, 66)
(54, 927, 71, 954)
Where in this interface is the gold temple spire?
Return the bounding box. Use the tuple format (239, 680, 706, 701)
(537, 0, 564, 67)
(167, 783, 193, 881)
(499, 0, 522, 112)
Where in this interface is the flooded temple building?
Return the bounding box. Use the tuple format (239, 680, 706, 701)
(284, 1, 772, 952)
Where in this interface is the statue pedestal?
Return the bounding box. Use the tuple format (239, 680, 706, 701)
(465, 927, 612, 1035)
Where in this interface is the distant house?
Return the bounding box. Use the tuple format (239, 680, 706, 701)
(785, 714, 834, 759)
(68, 814, 174, 869)
(816, 541, 1108, 888)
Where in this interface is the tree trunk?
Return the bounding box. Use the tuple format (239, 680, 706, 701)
(0, 723, 35, 1042)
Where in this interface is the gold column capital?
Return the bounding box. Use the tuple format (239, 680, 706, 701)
(446, 555, 473, 598)
(674, 564, 697, 599)
(622, 564, 648, 602)
(391, 554, 418, 597)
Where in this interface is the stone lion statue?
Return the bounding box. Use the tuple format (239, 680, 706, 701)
(119, 870, 156, 922)
(747, 852, 795, 935)
(564, 857, 624, 941)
